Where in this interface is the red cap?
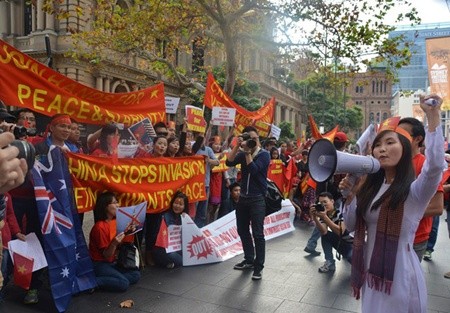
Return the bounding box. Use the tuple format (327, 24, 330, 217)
(334, 132, 348, 142)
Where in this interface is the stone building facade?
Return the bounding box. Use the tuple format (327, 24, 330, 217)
(345, 68, 393, 132)
(0, 0, 305, 136)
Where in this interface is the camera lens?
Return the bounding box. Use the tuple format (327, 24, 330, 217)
(9, 140, 35, 171)
(13, 126, 27, 139)
(247, 139, 257, 149)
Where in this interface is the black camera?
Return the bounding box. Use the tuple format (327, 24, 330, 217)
(13, 126, 37, 139)
(314, 202, 325, 212)
(0, 130, 36, 170)
(239, 132, 257, 149)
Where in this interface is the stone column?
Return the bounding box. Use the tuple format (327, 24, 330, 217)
(96, 76, 103, 91)
(36, 0, 45, 31)
(31, 3, 36, 32)
(104, 77, 111, 93)
(0, 2, 9, 36)
(45, 11, 55, 31)
(9, 1, 17, 35)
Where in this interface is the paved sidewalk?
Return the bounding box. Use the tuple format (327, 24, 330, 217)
(2, 215, 450, 313)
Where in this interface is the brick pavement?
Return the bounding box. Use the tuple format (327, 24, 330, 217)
(1, 214, 450, 313)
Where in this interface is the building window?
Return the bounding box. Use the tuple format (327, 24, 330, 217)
(369, 112, 374, 123)
(383, 112, 388, 121)
(372, 81, 375, 93)
(24, 3, 33, 36)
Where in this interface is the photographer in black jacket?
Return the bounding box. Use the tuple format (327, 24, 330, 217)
(226, 126, 270, 281)
(311, 192, 352, 273)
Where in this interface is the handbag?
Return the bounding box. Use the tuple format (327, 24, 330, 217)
(265, 178, 284, 216)
(117, 243, 140, 270)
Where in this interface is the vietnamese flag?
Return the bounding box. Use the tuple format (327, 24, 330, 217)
(13, 252, 34, 290)
(155, 219, 169, 248)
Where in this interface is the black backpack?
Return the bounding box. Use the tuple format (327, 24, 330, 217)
(265, 178, 284, 216)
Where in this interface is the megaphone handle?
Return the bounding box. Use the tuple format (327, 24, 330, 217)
(340, 174, 358, 198)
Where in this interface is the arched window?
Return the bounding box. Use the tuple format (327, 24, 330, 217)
(369, 112, 374, 123)
(383, 112, 388, 121)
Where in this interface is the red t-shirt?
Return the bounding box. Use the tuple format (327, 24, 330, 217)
(89, 219, 134, 263)
(89, 220, 116, 263)
(413, 153, 443, 244)
(90, 148, 110, 158)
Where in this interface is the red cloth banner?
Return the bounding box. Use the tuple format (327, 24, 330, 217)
(66, 153, 207, 213)
(0, 39, 166, 126)
(203, 73, 275, 136)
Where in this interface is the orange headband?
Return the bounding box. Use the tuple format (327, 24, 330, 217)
(377, 116, 412, 142)
(51, 115, 72, 126)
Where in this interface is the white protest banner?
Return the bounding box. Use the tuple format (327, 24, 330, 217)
(116, 202, 147, 235)
(182, 214, 222, 266)
(9, 233, 48, 271)
(165, 96, 180, 114)
(270, 124, 281, 140)
(211, 107, 236, 127)
(181, 200, 295, 266)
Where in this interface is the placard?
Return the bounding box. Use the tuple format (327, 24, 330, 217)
(211, 107, 236, 126)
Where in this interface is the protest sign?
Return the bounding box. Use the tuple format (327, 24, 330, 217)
(116, 202, 147, 235)
(165, 96, 180, 114)
(185, 105, 207, 133)
(211, 107, 236, 126)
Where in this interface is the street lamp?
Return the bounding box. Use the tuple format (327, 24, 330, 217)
(319, 123, 325, 134)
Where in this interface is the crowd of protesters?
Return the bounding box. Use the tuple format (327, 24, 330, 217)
(0, 95, 450, 313)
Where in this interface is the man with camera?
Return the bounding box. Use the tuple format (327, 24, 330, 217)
(225, 126, 270, 280)
(310, 191, 352, 273)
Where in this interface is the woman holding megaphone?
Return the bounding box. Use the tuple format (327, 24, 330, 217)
(339, 94, 444, 313)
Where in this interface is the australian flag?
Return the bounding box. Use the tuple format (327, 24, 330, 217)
(32, 146, 97, 312)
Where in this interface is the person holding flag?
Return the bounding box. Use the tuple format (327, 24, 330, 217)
(153, 191, 189, 268)
(89, 192, 140, 292)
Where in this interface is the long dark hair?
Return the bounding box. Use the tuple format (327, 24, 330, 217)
(99, 124, 118, 153)
(94, 191, 116, 222)
(169, 190, 189, 214)
(356, 131, 415, 216)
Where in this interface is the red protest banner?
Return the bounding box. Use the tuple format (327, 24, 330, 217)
(67, 153, 207, 213)
(203, 73, 275, 136)
(0, 39, 166, 125)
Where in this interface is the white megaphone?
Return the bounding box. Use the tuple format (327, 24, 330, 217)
(308, 139, 380, 183)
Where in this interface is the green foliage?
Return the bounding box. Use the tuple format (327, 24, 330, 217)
(279, 121, 296, 139)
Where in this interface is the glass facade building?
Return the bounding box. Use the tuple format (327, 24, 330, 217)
(389, 23, 450, 93)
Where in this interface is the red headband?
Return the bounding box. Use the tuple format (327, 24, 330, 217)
(51, 115, 72, 126)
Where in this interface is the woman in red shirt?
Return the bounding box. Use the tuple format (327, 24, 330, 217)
(89, 192, 140, 291)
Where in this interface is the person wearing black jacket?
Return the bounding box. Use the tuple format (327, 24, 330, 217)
(225, 126, 270, 280)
